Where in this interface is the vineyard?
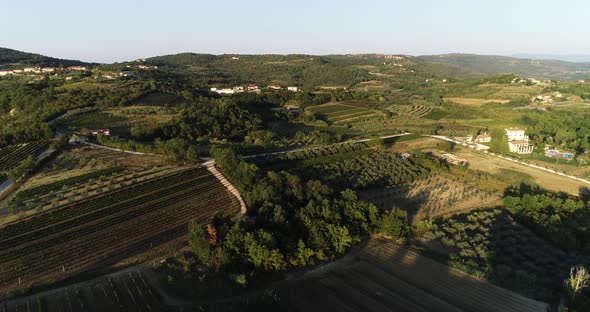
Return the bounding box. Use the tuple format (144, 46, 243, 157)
(249, 142, 368, 167)
(358, 175, 500, 222)
(0, 167, 241, 295)
(390, 105, 433, 119)
(278, 239, 547, 312)
(0, 140, 50, 172)
(6, 166, 181, 215)
(420, 209, 590, 302)
(298, 152, 428, 190)
(1, 271, 171, 312)
(307, 103, 383, 125)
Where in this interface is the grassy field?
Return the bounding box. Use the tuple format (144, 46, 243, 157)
(454, 147, 589, 195)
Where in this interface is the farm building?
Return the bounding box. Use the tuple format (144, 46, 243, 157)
(247, 84, 260, 92)
(267, 84, 282, 90)
(0, 70, 12, 76)
(474, 133, 491, 143)
(67, 66, 87, 71)
(287, 86, 299, 92)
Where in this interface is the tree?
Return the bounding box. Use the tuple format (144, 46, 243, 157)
(564, 265, 590, 305)
(188, 219, 211, 266)
(378, 209, 408, 239)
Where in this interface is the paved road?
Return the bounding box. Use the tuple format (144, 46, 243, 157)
(0, 178, 14, 195)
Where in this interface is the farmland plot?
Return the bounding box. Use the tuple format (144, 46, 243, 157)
(0, 167, 241, 295)
(0, 140, 50, 172)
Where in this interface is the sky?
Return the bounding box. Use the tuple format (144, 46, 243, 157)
(1, 0, 590, 63)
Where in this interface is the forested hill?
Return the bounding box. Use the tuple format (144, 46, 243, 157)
(144, 53, 473, 88)
(0, 47, 89, 68)
(416, 53, 590, 80)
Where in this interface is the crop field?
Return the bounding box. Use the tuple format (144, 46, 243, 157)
(1, 271, 171, 312)
(0, 167, 241, 295)
(131, 92, 185, 106)
(283, 239, 547, 312)
(5, 166, 181, 215)
(0, 140, 50, 172)
(308, 103, 383, 125)
(358, 174, 500, 222)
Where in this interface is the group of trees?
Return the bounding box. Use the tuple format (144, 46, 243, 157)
(504, 192, 590, 252)
(204, 147, 406, 275)
(523, 111, 590, 153)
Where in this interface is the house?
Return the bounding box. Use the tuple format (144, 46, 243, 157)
(505, 127, 533, 154)
(12, 69, 23, 74)
(232, 86, 245, 93)
(287, 86, 299, 92)
(90, 129, 110, 136)
(508, 140, 534, 154)
(210, 88, 235, 95)
(247, 84, 259, 91)
(268, 85, 282, 90)
(67, 66, 87, 71)
(119, 71, 136, 77)
(24, 67, 41, 73)
(42, 67, 55, 73)
(0, 70, 13, 76)
(505, 127, 528, 141)
(474, 133, 491, 143)
(231, 56, 240, 60)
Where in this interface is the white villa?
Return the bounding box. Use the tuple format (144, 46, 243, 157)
(474, 133, 491, 143)
(505, 127, 534, 154)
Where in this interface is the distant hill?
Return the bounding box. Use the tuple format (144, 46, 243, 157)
(0, 47, 89, 69)
(416, 53, 590, 80)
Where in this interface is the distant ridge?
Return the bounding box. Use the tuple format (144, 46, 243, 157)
(512, 53, 590, 63)
(416, 53, 590, 80)
(0, 47, 90, 69)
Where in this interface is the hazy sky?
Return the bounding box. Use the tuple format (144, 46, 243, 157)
(1, 0, 589, 63)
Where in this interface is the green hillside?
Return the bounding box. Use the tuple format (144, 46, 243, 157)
(0, 47, 89, 69)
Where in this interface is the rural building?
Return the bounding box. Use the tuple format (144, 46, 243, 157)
(90, 129, 110, 136)
(232, 86, 245, 93)
(505, 127, 533, 154)
(268, 85, 282, 90)
(67, 66, 87, 71)
(12, 69, 23, 73)
(24, 67, 41, 73)
(231, 56, 240, 60)
(474, 133, 491, 143)
(247, 84, 259, 91)
(210, 88, 235, 95)
(42, 67, 55, 73)
(505, 128, 528, 141)
(0, 70, 13, 76)
(287, 86, 299, 92)
(508, 140, 534, 154)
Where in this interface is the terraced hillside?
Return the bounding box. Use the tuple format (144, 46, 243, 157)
(308, 102, 383, 125)
(0, 167, 241, 295)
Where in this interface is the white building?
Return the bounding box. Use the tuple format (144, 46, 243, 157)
(505, 127, 528, 141)
(0, 70, 13, 76)
(210, 87, 235, 95)
(287, 86, 299, 92)
(505, 127, 533, 154)
(474, 133, 491, 143)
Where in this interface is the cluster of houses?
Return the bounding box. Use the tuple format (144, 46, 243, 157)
(210, 84, 299, 95)
(0, 66, 87, 76)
